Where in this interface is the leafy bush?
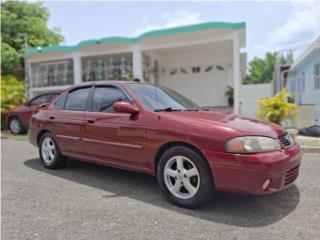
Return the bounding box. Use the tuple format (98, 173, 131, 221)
(1, 75, 25, 127)
(258, 89, 296, 125)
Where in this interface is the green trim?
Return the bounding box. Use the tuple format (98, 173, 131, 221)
(24, 21, 245, 58)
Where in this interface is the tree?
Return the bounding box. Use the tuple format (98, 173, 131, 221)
(1, 75, 25, 127)
(243, 52, 293, 84)
(1, 1, 64, 74)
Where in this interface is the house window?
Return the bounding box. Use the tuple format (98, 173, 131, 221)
(31, 59, 74, 88)
(81, 53, 132, 82)
(315, 63, 320, 89)
(192, 66, 201, 73)
(204, 66, 213, 72)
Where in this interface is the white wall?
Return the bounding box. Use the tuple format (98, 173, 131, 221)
(156, 41, 233, 107)
(241, 83, 273, 117)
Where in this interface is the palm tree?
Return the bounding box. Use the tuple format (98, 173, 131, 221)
(243, 52, 293, 84)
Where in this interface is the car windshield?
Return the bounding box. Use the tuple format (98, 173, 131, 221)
(126, 83, 199, 112)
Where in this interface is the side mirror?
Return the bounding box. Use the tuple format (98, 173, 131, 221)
(113, 101, 139, 114)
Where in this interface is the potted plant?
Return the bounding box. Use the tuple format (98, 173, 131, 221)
(225, 86, 234, 106)
(258, 89, 297, 125)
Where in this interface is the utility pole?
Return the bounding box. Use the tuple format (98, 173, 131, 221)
(17, 33, 30, 98)
(275, 49, 294, 94)
(17, 33, 28, 51)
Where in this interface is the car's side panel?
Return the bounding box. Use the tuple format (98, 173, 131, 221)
(45, 109, 85, 155)
(82, 111, 147, 167)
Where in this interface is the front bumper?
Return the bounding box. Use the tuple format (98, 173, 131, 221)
(204, 143, 301, 195)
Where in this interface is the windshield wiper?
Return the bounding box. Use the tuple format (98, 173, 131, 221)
(183, 108, 200, 112)
(154, 107, 183, 112)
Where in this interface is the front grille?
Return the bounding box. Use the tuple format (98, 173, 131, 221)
(278, 132, 294, 148)
(285, 165, 300, 185)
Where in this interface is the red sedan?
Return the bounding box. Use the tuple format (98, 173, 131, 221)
(5, 90, 63, 134)
(28, 81, 301, 208)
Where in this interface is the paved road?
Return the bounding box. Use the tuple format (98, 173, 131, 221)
(2, 139, 320, 240)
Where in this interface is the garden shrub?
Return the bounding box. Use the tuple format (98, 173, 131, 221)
(258, 89, 296, 125)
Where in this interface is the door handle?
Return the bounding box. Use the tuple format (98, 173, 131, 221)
(49, 116, 55, 120)
(86, 118, 95, 124)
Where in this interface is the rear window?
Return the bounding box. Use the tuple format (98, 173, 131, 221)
(64, 87, 91, 111)
(54, 93, 67, 110)
(30, 95, 48, 106)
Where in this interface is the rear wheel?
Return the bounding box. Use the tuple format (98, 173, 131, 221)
(157, 146, 214, 208)
(9, 117, 25, 134)
(39, 132, 66, 169)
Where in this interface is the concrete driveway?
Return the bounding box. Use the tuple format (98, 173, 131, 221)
(2, 139, 320, 240)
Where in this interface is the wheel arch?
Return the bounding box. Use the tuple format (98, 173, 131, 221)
(8, 114, 19, 124)
(37, 129, 52, 146)
(154, 141, 210, 173)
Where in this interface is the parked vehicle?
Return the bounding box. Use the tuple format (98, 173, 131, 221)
(28, 81, 301, 208)
(5, 90, 63, 134)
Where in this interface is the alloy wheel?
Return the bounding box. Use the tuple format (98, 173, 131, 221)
(10, 119, 21, 134)
(41, 137, 56, 164)
(164, 155, 200, 199)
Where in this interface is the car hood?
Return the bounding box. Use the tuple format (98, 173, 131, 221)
(162, 111, 286, 138)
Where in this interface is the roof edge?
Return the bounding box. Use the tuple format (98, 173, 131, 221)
(23, 21, 246, 58)
(290, 36, 320, 71)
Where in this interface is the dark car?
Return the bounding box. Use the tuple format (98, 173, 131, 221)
(28, 81, 301, 208)
(5, 90, 63, 134)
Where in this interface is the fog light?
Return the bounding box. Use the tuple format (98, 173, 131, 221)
(262, 179, 271, 190)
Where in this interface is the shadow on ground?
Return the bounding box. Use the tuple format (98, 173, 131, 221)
(24, 158, 300, 228)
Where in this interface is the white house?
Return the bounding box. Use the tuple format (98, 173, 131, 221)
(24, 21, 246, 113)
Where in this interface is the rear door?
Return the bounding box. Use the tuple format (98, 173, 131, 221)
(82, 85, 146, 167)
(49, 86, 92, 155)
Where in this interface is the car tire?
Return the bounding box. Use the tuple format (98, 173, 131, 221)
(39, 132, 66, 169)
(8, 117, 25, 135)
(157, 146, 215, 208)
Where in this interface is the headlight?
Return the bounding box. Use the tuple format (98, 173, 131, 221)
(225, 136, 281, 153)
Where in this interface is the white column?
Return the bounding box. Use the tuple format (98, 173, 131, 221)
(233, 32, 241, 114)
(132, 46, 143, 82)
(73, 53, 82, 85)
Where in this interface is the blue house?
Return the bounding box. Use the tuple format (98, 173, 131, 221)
(287, 37, 320, 127)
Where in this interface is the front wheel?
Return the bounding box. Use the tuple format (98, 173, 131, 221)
(39, 132, 66, 169)
(157, 146, 215, 208)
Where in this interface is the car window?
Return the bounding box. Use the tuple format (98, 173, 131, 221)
(64, 87, 91, 111)
(47, 93, 61, 102)
(92, 86, 127, 112)
(54, 93, 67, 110)
(30, 94, 48, 106)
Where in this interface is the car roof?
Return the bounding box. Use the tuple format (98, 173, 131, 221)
(67, 80, 144, 91)
(34, 89, 65, 97)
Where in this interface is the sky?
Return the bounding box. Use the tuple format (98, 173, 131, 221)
(43, 1, 320, 61)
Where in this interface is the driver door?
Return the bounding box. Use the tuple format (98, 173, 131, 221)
(82, 85, 146, 167)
